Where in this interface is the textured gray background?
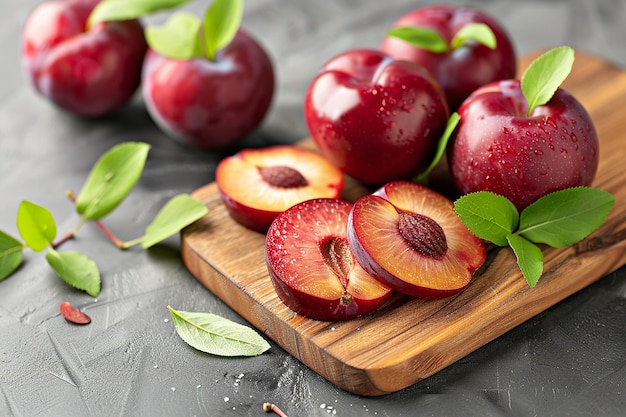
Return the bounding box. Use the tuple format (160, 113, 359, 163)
(1, 0, 625, 416)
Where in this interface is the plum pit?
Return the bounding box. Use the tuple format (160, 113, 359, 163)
(259, 165, 308, 188)
(398, 211, 448, 259)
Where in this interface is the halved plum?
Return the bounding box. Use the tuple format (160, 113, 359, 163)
(216, 145, 344, 232)
(265, 198, 393, 321)
(348, 181, 486, 298)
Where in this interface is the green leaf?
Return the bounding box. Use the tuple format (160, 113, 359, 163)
(76, 142, 151, 221)
(454, 192, 519, 247)
(0, 230, 24, 281)
(414, 112, 460, 185)
(140, 194, 208, 249)
(386, 26, 449, 54)
(88, 0, 194, 26)
(204, 0, 244, 60)
(46, 249, 101, 297)
(145, 12, 203, 60)
(17, 201, 57, 252)
(506, 234, 544, 287)
(521, 46, 575, 116)
(518, 187, 615, 248)
(450, 22, 497, 50)
(168, 306, 271, 357)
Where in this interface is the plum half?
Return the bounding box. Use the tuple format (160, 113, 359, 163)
(216, 145, 344, 232)
(348, 181, 486, 298)
(265, 198, 393, 321)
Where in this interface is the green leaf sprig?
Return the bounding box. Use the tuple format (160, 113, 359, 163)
(0, 142, 208, 296)
(387, 22, 497, 54)
(454, 188, 615, 287)
(167, 306, 271, 357)
(145, 0, 244, 61)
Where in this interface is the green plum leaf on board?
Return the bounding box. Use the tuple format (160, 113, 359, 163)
(454, 191, 519, 247)
(455, 186, 615, 287)
(518, 187, 615, 247)
(506, 233, 544, 287)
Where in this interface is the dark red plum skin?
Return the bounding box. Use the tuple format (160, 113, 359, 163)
(448, 80, 599, 211)
(141, 30, 275, 149)
(381, 4, 517, 111)
(304, 48, 449, 186)
(22, 0, 147, 117)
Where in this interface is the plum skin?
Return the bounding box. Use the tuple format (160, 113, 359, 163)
(448, 80, 599, 211)
(265, 198, 393, 321)
(304, 48, 449, 185)
(21, 0, 148, 117)
(142, 29, 275, 149)
(380, 4, 517, 111)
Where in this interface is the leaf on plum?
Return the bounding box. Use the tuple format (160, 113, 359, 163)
(454, 191, 519, 247)
(450, 23, 496, 50)
(76, 142, 150, 221)
(17, 200, 57, 252)
(146, 12, 203, 60)
(203, 0, 244, 60)
(167, 306, 270, 357)
(140, 194, 208, 249)
(521, 46, 575, 116)
(46, 249, 101, 297)
(386, 26, 449, 54)
(518, 187, 615, 248)
(88, 0, 194, 26)
(0, 230, 24, 281)
(414, 112, 460, 185)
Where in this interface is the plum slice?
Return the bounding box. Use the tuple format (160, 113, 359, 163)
(216, 146, 344, 232)
(265, 198, 393, 321)
(348, 181, 486, 298)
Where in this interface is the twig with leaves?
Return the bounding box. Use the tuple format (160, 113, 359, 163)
(0, 142, 208, 296)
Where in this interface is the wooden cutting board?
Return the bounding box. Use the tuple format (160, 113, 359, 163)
(181, 51, 626, 396)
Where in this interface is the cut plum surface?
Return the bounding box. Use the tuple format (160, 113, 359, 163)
(265, 198, 393, 321)
(216, 145, 344, 232)
(348, 181, 486, 298)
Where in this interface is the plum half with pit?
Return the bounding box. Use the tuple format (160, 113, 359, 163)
(348, 181, 486, 298)
(216, 146, 344, 233)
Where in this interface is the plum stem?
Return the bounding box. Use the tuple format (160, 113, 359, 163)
(65, 190, 125, 249)
(51, 230, 76, 249)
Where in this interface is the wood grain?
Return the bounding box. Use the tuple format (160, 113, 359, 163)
(181, 51, 626, 396)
